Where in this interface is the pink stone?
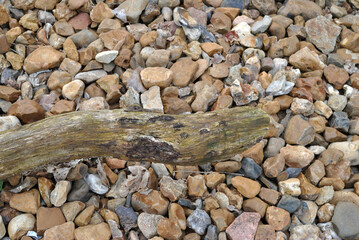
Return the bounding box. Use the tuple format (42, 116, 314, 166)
(68, 13, 91, 31)
(225, 212, 261, 240)
(233, 16, 255, 26)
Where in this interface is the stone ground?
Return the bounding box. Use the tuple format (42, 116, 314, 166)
(1, 0, 359, 239)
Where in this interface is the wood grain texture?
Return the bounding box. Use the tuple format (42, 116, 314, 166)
(0, 107, 269, 180)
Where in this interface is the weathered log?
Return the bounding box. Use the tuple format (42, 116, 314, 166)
(0, 107, 269, 180)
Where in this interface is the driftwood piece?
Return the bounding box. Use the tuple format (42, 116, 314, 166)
(0, 107, 269, 180)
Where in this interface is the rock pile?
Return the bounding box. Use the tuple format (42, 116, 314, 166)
(1, 0, 359, 239)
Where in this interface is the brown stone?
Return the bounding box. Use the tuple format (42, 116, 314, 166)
(157, 218, 182, 240)
(0, 4, 9, 25)
(259, 188, 281, 205)
(139, 31, 158, 47)
(187, 175, 207, 198)
(114, 48, 132, 68)
(170, 58, 199, 87)
(280, 145, 314, 168)
(274, 95, 293, 110)
(132, 190, 169, 215)
(288, 47, 325, 72)
(305, 160, 325, 185)
(37, 207, 66, 235)
(263, 153, 285, 178)
(231, 176, 261, 199)
(325, 159, 351, 182)
(163, 97, 192, 114)
(211, 11, 231, 34)
(319, 177, 345, 191)
(61, 201, 86, 222)
(68, 13, 91, 31)
(23, 46, 65, 74)
(74, 206, 95, 226)
(200, 42, 223, 57)
(8, 100, 45, 124)
(298, 173, 320, 200)
(0, 86, 20, 102)
(63, 38, 79, 62)
(99, 209, 119, 224)
(9, 189, 40, 214)
(43, 221, 75, 240)
(210, 208, 235, 231)
(169, 203, 186, 230)
(140, 67, 173, 89)
(285, 115, 315, 145)
(255, 225, 276, 240)
(265, 206, 290, 231)
(205, 172, 225, 189)
(243, 197, 268, 218)
(323, 127, 347, 142)
(324, 64, 349, 90)
(90, 2, 114, 23)
(105, 158, 126, 169)
(295, 77, 326, 101)
(309, 116, 327, 133)
(242, 142, 264, 164)
(209, 63, 229, 78)
(74, 223, 111, 240)
(47, 71, 72, 92)
(99, 29, 134, 51)
(217, 183, 243, 210)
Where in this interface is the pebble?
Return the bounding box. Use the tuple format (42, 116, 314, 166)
(289, 225, 320, 240)
(280, 145, 314, 168)
(138, 213, 164, 239)
(62, 80, 85, 100)
(8, 99, 45, 124)
(43, 222, 75, 240)
(8, 214, 36, 240)
(0, 216, 4, 239)
(74, 223, 111, 240)
(328, 95, 347, 111)
(157, 218, 182, 240)
(187, 209, 211, 235)
(284, 115, 315, 145)
(140, 67, 173, 89)
(251, 15, 272, 34)
(95, 51, 119, 64)
(84, 174, 109, 195)
(141, 86, 164, 113)
(50, 180, 71, 207)
(278, 178, 301, 196)
(23, 46, 65, 74)
(160, 176, 187, 201)
(240, 157, 262, 179)
(332, 201, 359, 239)
(231, 176, 261, 198)
(0, 116, 21, 132)
(132, 190, 169, 215)
(226, 212, 261, 240)
(266, 206, 291, 231)
(9, 189, 40, 214)
(277, 195, 301, 213)
(75, 70, 107, 84)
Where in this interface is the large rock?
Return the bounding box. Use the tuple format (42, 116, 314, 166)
(8, 214, 36, 240)
(23, 46, 65, 74)
(285, 115, 315, 145)
(278, 0, 322, 20)
(328, 140, 359, 165)
(9, 189, 40, 214)
(332, 202, 359, 239)
(305, 16, 341, 54)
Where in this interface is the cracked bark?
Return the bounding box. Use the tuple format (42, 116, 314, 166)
(0, 107, 269, 180)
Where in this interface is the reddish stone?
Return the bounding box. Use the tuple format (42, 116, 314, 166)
(226, 212, 261, 240)
(68, 13, 91, 31)
(295, 77, 326, 101)
(289, 87, 313, 102)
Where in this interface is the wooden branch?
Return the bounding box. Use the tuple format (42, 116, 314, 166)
(0, 107, 269, 180)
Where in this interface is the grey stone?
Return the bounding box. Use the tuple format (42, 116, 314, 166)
(328, 95, 347, 112)
(74, 70, 107, 84)
(68, 179, 91, 202)
(277, 195, 301, 213)
(332, 202, 359, 239)
(84, 174, 109, 195)
(251, 15, 272, 34)
(204, 224, 219, 240)
(115, 206, 137, 232)
(329, 111, 351, 133)
(70, 29, 98, 48)
(289, 225, 320, 240)
(0, 116, 21, 132)
(241, 158, 262, 180)
(266, 77, 295, 96)
(187, 209, 212, 235)
(264, 137, 285, 158)
(137, 213, 164, 239)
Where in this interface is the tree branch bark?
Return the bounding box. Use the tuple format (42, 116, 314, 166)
(0, 107, 269, 180)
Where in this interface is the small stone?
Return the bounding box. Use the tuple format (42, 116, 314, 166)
(9, 189, 40, 214)
(231, 176, 261, 198)
(8, 214, 36, 240)
(251, 16, 272, 34)
(324, 64, 349, 90)
(315, 186, 334, 205)
(157, 218, 182, 240)
(95, 51, 118, 64)
(290, 225, 320, 240)
(140, 67, 173, 89)
(75, 205, 95, 226)
(141, 86, 164, 113)
(170, 58, 199, 87)
(36, 207, 66, 235)
(210, 209, 234, 231)
(79, 97, 109, 111)
(226, 212, 261, 240)
(328, 140, 359, 165)
(317, 203, 334, 222)
(62, 80, 85, 101)
(294, 200, 318, 224)
(284, 115, 315, 145)
(200, 42, 223, 57)
(160, 176, 187, 201)
(277, 195, 301, 213)
(264, 138, 285, 158)
(263, 153, 285, 178)
(290, 98, 314, 116)
(0, 116, 21, 133)
(75, 70, 107, 84)
(8, 99, 45, 124)
(61, 201, 85, 222)
(328, 95, 347, 112)
(266, 77, 295, 96)
(43, 221, 75, 240)
(90, 2, 114, 23)
(298, 173, 320, 200)
(289, 47, 325, 72)
(255, 225, 276, 240)
(241, 158, 262, 179)
(168, 203, 186, 230)
(132, 190, 169, 215)
(330, 111, 351, 133)
(50, 181, 71, 207)
(118, 0, 149, 23)
(242, 197, 268, 218)
(187, 175, 207, 198)
(0, 4, 9, 25)
(266, 206, 290, 231)
(138, 213, 164, 239)
(295, 77, 326, 101)
(278, 0, 322, 20)
(278, 178, 301, 196)
(280, 145, 314, 168)
(305, 16, 341, 54)
(187, 209, 211, 235)
(74, 223, 111, 240)
(191, 84, 218, 112)
(23, 46, 65, 74)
